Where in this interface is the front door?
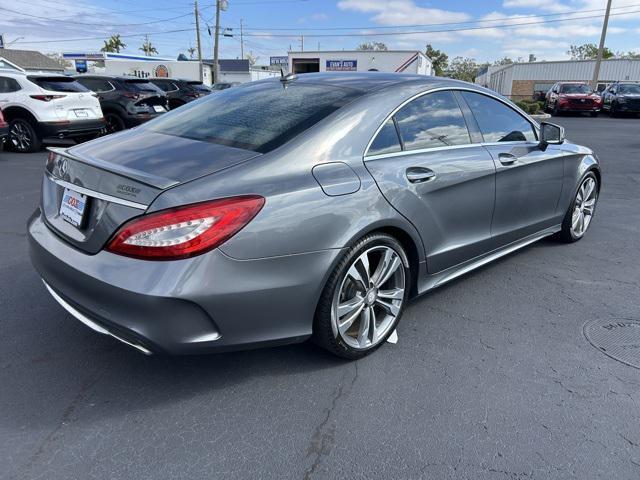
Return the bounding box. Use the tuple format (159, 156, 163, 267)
(459, 91, 564, 245)
(365, 90, 496, 273)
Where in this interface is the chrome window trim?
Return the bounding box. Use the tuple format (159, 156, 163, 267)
(46, 173, 149, 210)
(364, 86, 540, 159)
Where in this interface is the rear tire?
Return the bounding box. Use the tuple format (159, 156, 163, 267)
(552, 103, 560, 116)
(313, 233, 410, 359)
(555, 172, 599, 243)
(7, 118, 41, 153)
(104, 112, 126, 134)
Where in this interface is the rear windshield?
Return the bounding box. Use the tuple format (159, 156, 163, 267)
(188, 82, 210, 92)
(147, 81, 364, 153)
(123, 79, 163, 93)
(618, 84, 640, 94)
(560, 84, 592, 94)
(28, 76, 89, 93)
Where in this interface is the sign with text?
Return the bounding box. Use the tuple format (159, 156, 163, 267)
(270, 56, 289, 67)
(326, 60, 357, 71)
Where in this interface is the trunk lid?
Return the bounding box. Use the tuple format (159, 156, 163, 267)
(42, 129, 261, 253)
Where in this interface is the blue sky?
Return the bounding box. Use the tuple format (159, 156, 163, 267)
(2, 0, 639, 64)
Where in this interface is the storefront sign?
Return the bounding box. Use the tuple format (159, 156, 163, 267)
(326, 60, 357, 71)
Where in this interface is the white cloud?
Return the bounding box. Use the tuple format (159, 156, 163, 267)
(502, 0, 571, 13)
(337, 0, 470, 25)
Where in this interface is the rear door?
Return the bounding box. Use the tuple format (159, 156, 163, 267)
(365, 90, 496, 273)
(459, 91, 564, 245)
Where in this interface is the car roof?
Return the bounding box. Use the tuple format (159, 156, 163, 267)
(73, 74, 152, 81)
(258, 72, 475, 93)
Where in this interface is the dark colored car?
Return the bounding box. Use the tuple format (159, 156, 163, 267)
(0, 109, 8, 148)
(148, 78, 211, 110)
(29, 73, 601, 358)
(544, 82, 602, 116)
(73, 75, 168, 134)
(211, 82, 240, 91)
(601, 82, 640, 116)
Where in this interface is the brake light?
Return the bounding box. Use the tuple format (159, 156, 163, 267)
(0, 109, 6, 128)
(106, 196, 265, 260)
(123, 92, 140, 100)
(30, 95, 66, 102)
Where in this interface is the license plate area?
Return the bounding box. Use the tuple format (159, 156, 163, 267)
(59, 187, 88, 228)
(153, 105, 166, 113)
(74, 109, 89, 118)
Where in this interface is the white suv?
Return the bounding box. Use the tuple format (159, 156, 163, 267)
(0, 71, 105, 153)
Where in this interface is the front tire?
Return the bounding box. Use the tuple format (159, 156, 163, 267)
(313, 233, 410, 359)
(556, 172, 599, 243)
(7, 118, 41, 153)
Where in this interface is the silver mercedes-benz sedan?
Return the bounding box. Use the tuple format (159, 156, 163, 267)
(28, 73, 600, 359)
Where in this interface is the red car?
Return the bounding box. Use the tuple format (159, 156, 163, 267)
(0, 109, 8, 149)
(545, 82, 602, 116)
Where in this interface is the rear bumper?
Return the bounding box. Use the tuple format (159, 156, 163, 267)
(40, 118, 106, 139)
(123, 112, 164, 128)
(28, 209, 338, 355)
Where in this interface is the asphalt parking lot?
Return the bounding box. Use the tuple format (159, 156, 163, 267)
(1, 115, 639, 480)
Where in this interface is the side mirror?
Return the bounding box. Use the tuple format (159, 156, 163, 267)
(539, 122, 564, 151)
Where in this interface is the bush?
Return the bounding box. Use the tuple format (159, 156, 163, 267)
(515, 101, 529, 112)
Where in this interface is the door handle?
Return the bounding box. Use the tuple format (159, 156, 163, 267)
(498, 153, 518, 165)
(406, 167, 436, 183)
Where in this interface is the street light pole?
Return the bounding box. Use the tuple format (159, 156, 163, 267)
(240, 18, 244, 60)
(591, 0, 612, 91)
(213, 0, 221, 84)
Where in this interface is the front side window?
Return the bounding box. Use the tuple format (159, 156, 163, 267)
(148, 81, 364, 153)
(394, 91, 471, 151)
(461, 91, 537, 143)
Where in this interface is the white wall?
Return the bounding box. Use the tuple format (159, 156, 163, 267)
(288, 51, 432, 75)
(104, 59, 213, 85)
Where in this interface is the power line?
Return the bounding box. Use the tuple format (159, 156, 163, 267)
(239, 9, 640, 37)
(238, 3, 640, 31)
(14, 28, 195, 45)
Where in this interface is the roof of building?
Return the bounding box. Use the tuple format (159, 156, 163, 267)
(0, 49, 64, 72)
(202, 59, 250, 72)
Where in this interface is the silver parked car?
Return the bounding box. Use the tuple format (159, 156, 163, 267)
(28, 73, 600, 358)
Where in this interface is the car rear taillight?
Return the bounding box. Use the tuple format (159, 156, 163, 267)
(106, 196, 265, 260)
(30, 95, 66, 102)
(123, 92, 140, 100)
(0, 109, 6, 128)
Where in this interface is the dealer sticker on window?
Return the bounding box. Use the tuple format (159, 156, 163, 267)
(59, 187, 87, 227)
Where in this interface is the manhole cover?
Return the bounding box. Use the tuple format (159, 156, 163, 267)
(584, 319, 640, 369)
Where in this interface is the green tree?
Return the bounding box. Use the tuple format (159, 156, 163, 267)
(493, 56, 514, 66)
(100, 34, 126, 53)
(357, 42, 388, 51)
(425, 44, 448, 76)
(616, 50, 640, 59)
(139, 36, 158, 56)
(567, 43, 614, 60)
(445, 56, 479, 83)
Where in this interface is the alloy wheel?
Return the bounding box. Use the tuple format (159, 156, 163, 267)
(331, 246, 405, 350)
(571, 176, 597, 238)
(9, 121, 32, 152)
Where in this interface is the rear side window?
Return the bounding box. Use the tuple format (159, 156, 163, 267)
(0, 76, 21, 93)
(394, 91, 471, 151)
(154, 81, 178, 92)
(368, 119, 401, 156)
(461, 91, 537, 143)
(28, 76, 88, 93)
(148, 81, 364, 153)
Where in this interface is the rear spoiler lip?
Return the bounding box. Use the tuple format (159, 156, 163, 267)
(47, 146, 179, 190)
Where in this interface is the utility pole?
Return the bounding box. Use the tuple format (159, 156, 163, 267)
(300, 35, 304, 52)
(213, 0, 221, 84)
(194, 1, 203, 82)
(240, 18, 244, 60)
(591, 0, 612, 90)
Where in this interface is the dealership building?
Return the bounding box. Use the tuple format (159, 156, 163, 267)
(61, 52, 278, 85)
(284, 50, 433, 76)
(476, 58, 640, 100)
